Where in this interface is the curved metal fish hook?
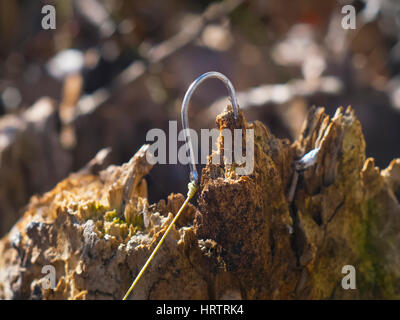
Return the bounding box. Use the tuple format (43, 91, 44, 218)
(181, 71, 239, 184)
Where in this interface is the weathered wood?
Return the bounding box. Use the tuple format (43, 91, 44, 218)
(0, 106, 399, 299)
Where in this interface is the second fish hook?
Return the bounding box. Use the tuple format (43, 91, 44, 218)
(181, 71, 239, 185)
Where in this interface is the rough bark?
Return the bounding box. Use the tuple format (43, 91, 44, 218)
(0, 105, 399, 299)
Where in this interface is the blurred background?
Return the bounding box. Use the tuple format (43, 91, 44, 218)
(1, 0, 400, 236)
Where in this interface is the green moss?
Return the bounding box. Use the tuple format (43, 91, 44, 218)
(105, 209, 118, 222)
(81, 200, 147, 239)
(89, 201, 107, 213)
(129, 213, 144, 229)
(112, 217, 124, 224)
(357, 199, 397, 298)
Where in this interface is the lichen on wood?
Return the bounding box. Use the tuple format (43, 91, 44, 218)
(0, 105, 399, 299)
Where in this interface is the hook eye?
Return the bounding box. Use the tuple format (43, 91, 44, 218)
(181, 71, 239, 184)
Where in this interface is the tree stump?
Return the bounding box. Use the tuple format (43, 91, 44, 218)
(0, 106, 399, 299)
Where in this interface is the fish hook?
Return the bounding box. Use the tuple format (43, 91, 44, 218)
(181, 71, 239, 184)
